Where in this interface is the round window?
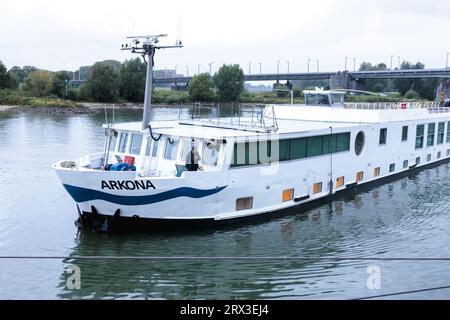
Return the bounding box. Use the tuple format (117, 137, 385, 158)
(355, 131, 365, 156)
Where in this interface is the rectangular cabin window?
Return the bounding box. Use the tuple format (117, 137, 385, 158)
(402, 126, 408, 142)
(403, 160, 408, 169)
(379, 128, 387, 145)
(416, 157, 421, 165)
(389, 163, 395, 173)
(356, 171, 364, 182)
(427, 154, 432, 162)
(437, 151, 442, 159)
(313, 182, 322, 194)
(447, 149, 450, 157)
(129, 134, 143, 155)
(437, 122, 445, 144)
(236, 197, 253, 211)
(427, 123, 436, 146)
(290, 138, 307, 160)
(373, 167, 380, 177)
(202, 141, 220, 166)
(336, 177, 345, 188)
(447, 122, 450, 143)
(282, 189, 294, 202)
(164, 138, 179, 160)
(415, 124, 425, 149)
(118, 132, 129, 153)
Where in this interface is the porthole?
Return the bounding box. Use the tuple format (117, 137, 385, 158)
(355, 131, 365, 156)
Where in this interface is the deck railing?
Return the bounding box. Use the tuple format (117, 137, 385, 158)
(178, 103, 279, 132)
(343, 101, 444, 112)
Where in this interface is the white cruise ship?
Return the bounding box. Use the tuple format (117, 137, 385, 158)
(53, 35, 448, 232)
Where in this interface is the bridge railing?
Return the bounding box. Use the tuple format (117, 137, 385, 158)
(343, 101, 444, 112)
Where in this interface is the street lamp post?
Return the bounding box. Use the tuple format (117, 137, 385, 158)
(248, 61, 252, 75)
(277, 60, 280, 74)
(208, 62, 214, 75)
(286, 61, 290, 74)
(64, 79, 68, 100)
(446, 52, 449, 69)
(390, 55, 394, 70)
(175, 65, 178, 75)
(398, 56, 400, 69)
(259, 62, 262, 74)
(316, 60, 319, 73)
(197, 64, 201, 75)
(345, 57, 348, 71)
(186, 66, 189, 77)
(307, 59, 310, 73)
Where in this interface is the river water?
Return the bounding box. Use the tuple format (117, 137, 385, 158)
(1, 108, 450, 300)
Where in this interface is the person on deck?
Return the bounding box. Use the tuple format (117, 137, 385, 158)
(185, 145, 203, 171)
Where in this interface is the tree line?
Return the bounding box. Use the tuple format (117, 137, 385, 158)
(0, 58, 440, 104)
(0, 59, 245, 103)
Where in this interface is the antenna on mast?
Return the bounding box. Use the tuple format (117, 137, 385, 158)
(121, 33, 183, 131)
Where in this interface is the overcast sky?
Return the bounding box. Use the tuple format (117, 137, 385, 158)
(1, 0, 449, 75)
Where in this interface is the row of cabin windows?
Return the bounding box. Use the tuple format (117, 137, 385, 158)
(415, 122, 448, 149)
(231, 132, 351, 167)
(238, 148, 450, 211)
(381, 122, 448, 147)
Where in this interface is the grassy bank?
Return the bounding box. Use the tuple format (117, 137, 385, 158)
(1, 88, 433, 112)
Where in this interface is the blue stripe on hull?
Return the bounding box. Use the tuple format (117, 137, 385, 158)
(62, 184, 227, 205)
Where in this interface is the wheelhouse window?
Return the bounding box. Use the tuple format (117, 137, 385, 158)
(402, 126, 408, 142)
(164, 138, 179, 160)
(152, 140, 159, 157)
(305, 94, 330, 106)
(109, 134, 118, 151)
(427, 123, 435, 146)
(202, 140, 220, 166)
(181, 138, 200, 161)
(415, 124, 425, 149)
(118, 132, 129, 153)
(379, 128, 387, 145)
(437, 122, 445, 144)
(129, 134, 143, 155)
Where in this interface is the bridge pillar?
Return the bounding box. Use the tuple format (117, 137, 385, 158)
(286, 80, 292, 90)
(436, 79, 450, 103)
(330, 71, 366, 91)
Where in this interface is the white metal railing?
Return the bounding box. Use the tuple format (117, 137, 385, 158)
(343, 101, 444, 112)
(178, 103, 279, 132)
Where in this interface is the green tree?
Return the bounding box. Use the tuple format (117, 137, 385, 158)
(0, 61, 14, 89)
(82, 62, 119, 102)
(23, 70, 54, 97)
(405, 89, 420, 100)
(51, 71, 71, 98)
(359, 62, 390, 92)
(188, 73, 215, 101)
(213, 64, 245, 102)
(119, 58, 146, 102)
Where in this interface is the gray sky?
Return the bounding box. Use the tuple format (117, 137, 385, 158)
(1, 0, 449, 75)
